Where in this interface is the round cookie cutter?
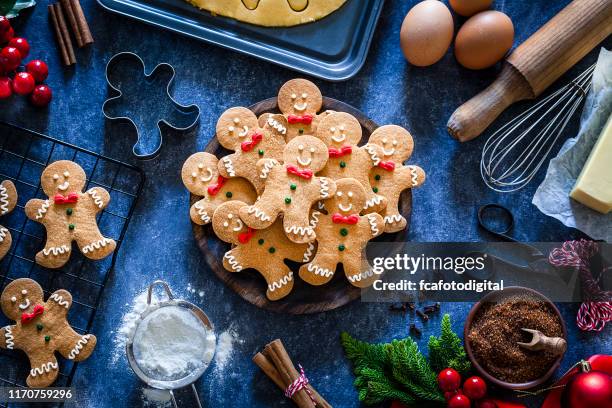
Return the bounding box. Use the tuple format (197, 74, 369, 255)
(103, 52, 201, 160)
(126, 280, 215, 408)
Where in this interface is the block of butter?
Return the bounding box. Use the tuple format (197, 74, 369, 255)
(570, 114, 612, 214)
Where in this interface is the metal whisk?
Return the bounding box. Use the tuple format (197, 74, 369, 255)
(481, 64, 596, 192)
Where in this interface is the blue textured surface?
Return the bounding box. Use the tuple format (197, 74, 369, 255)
(0, 0, 610, 407)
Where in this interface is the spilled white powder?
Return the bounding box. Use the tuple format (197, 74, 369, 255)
(214, 329, 242, 370)
(132, 306, 216, 381)
(112, 291, 158, 363)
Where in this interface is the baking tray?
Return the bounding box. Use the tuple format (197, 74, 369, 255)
(96, 0, 385, 81)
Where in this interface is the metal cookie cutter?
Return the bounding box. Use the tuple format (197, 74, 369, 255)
(103, 52, 200, 160)
(126, 280, 215, 408)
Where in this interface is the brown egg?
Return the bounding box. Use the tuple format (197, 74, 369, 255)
(455, 10, 514, 70)
(449, 0, 492, 17)
(400, 0, 454, 67)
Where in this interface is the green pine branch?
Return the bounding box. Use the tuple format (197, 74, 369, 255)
(428, 314, 471, 376)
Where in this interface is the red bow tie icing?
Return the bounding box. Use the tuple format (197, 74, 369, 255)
(377, 161, 396, 171)
(287, 114, 313, 125)
(207, 176, 227, 196)
(21, 304, 44, 324)
(241, 132, 263, 152)
(328, 145, 353, 158)
(286, 165, 313, 180)
(54, 193, 79, 204)
(332, 213, 359, 224)
(238, 227, 256, 244)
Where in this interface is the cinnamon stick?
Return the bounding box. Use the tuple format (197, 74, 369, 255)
(253, 352, 285, 390)
(49, 4, 76, 66)
(60, 0, 83, 47)
(69, 0, 93, 46)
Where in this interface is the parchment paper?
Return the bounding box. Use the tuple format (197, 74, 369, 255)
(533, 48, 612, 242)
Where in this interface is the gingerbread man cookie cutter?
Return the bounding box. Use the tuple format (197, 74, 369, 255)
(102, 52, 201, 160)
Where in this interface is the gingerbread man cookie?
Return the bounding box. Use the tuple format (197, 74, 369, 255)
(216, 107, 288, 194)
(315, 112, 387, 212)
(367, 125, 426, 233)
(267, 78, 329, 141)
(239, 135, 337, 244)
(0, 180, 17, 261)
(299, 178, 384, 288)
(0, 278, 97, 387)
(182, 152, 257, 225)
(25, 161, 117, 269)
(212, 201, 314, 300)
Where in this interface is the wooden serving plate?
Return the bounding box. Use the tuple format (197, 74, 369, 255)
(191, 97, 412, 314)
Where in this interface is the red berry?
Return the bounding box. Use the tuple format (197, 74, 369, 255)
(0, 46, 21, 72)
(26, 60, 48, 83)
(447, 394, 471, 408)
(476, 399, 498, 408)
(438, 368, 462, 392)
(0, 17, 11, 34)
(8, 38, 29, 59)
(463, 376, 487, 400)
(12, 72, 35, 95)
(0, 27, 14, 45)
(0, 77, 11, 99)
(30, 84, 52, 107)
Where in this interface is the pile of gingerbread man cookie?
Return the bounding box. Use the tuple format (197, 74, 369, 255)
(182, 79, 426, 301)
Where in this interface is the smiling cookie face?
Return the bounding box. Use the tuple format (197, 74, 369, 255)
(181, 152, 220, 196)
(368, 125, 414, 163)
(326, 178, 366, 215)
(212, 200, 249, 245)
(283, 136, 329, 173)
(277, 79, 323, 116)
(1, 278, 44, 321)
(40, 161, 87, 197)
(216, 107, 260, 150)
(316, 112, 362, 147)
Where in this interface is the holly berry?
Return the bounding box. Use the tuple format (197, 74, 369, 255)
(0, 46, 22, 72)
(8, 37, 29, 59)
(0, 77, 11, 99)
(476, 399, 498, 408)
(26, 60, 48, 83)
(12, 72, 35, 95)
(438, 368, 462, 392)
(30, 84, 52, 107)
(463, 376, 487, 400)
(447, 394, 471, 408)
(0, 27, 14, 46)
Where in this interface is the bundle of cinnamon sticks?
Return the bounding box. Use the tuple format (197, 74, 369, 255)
(253, 339, 332, 408)
(49, 0, 93, 66)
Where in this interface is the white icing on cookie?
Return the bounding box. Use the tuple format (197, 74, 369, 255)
(367, 214, 379, 235)
(30, 361, 58, 377)
(247, 206, 271, 222)
(384, 214, 403, 224)
(306, 262, 334, 278)
(260, 160, 277, 179)
(4, 326, 14, 349)
(309, 211, 321, 228)
(82, 238, 112, 254)
(87, 189, 104, 208)
(364, 195, 383, 209)
(42, 245, 70, 256)
(408, 165, 419, 186)
(223, 157, 236, 177)
(267, 117, 287, 135)
(193, 202, 211, 223)
(58, 181, 69, 191)
(268, 272, 293, 293)
(224, 251, 243, 272)
(319, 178, 330, 198)
(35, 200, 50, 220)
(285, 225, 314, 237)
(303, 242, 315, 262)
(338, 202, 352, 212)
(0, 227, 7, 243)
(68, 334, 92, 359)
(364, 144, 381, 165)
(49, 293, 70, 309)
(0, 184, 9, 215)
(347, 268, 375, 283)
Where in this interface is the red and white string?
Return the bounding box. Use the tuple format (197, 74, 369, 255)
(549, 239, 612, 331)
(285, 364, 316, 404)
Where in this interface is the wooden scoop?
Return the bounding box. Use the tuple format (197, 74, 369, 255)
(517, 328, 567, 356)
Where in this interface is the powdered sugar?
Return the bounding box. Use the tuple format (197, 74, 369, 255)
(214, 329, 241, 370)
(112, 291, 158, 363)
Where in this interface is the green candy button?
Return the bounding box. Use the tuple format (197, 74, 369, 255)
(290, 184, 297, 191)
(374, 174, 381, 181)
(340, 228, 348, 236)
(372, 187, 378, 193)
(66, 208, 73, 215)
(338, 244, 345, 252)
(226, 192, 233, 198)
(285, 197, 291, 204)
(258, 149, 264, 156)
(44, 335, 50, 342)
(68, 224, 75, 230)
(269, 247, 276, 254)
(258, 238, 264, 245)
(36, 323, 43, 331)
(339, 161, 346, 168)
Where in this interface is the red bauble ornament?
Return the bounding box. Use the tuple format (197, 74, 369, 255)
(463, 376, 487, 400)
(30, 84, 52, 107)
(0, 16, 10, 32)
(26, 60, 48, 83)
(438, 368, 462, 392)
(8, 37, 29, 59)
(12, 72, 35, 95)
(476, 399, 498, 408)
(0, 77, 11, 99)
(0, 27, 14, 46)
(448, 394, 471, 408)
(0, 46, 21, 72)
(561, 370, 612, 408)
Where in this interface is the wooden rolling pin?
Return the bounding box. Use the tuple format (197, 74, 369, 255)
(448, 0, 612, 142)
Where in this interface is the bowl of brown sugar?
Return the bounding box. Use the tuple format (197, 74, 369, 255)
(464, 286, 567, 390)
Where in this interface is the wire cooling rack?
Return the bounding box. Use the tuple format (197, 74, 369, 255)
(0, 122, 144, 406)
